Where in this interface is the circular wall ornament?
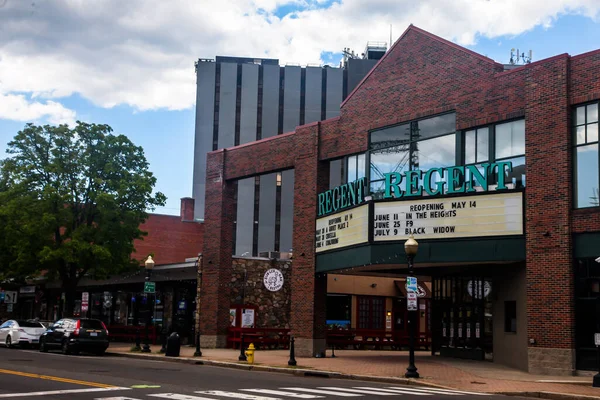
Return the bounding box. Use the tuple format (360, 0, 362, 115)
(263, 269, 284, 292)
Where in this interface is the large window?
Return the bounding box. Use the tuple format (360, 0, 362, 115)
(357, 296, 385, 330)
(369, 114, 456, 198)
(464, 120, 526, 191)
(574, 102, 599, 208)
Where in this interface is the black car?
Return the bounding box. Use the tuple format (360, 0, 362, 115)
(39, 318, 109, 355)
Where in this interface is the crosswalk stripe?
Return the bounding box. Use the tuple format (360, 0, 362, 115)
(241, 389, 324, 398)
(376, 387, 462, 396)
(148, 394, 217, 400)
(387, 387, 489, 396)
(352, 387, 432, 396)
(281, 388, 363, 397)
(196, 390, 281, 399)
(317, 387, 398, 396)
(0, 388, 129, 398)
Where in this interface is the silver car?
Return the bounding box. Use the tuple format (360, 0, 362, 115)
(0, 320, 47, 348)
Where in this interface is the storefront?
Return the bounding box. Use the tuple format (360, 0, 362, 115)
(199, 25, 600, 375)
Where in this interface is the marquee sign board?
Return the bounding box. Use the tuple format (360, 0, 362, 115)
(373, 192, 523, 241)
(315, 204, 369, 253)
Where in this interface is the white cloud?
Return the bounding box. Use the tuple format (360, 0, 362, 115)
(0, 92, 76, 126)
(0, 0, 599, 117)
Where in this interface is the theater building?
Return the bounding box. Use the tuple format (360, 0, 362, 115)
(199, 25, 600, 375)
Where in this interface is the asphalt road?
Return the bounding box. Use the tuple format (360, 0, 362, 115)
(0, 346, 519, 400)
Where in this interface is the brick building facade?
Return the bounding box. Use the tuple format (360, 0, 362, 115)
(199, 25, 600, 374)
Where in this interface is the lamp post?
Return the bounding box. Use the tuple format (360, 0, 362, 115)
(142, 255, 155, 353)
(194, 253, 203, 357)
(404, 234, 419, 379)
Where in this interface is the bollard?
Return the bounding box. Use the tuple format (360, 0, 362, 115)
(194, 331, 202, 357)
(159, 330, 167, 353)
(135, 329, 141, 350)
(594, 344, 600, 387)
(238, 334, 247, 361)
(331, 342, 336, 358)
(288, 336, 297, 366)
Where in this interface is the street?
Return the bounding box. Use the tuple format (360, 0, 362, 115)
(0, 347, 521, 400)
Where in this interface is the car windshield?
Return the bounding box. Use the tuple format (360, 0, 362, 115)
(79, 320, 104, 329)
(16, 320, 44, 328)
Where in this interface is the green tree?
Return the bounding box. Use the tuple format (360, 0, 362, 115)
(0, 122, 166, 316)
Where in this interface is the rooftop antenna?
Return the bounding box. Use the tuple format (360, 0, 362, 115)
(509, 48, 533, 65)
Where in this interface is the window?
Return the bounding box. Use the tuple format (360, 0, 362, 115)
(464, 120, 525, 191)
(345, 153, 366, 183)
(326, 294, 351, 329)
(574, 102, 600, 208)
(369, 114, 456, 198)
(464, 127, 489, 164)
(357, 296, 385, 330)
(504, 301, 517, 333)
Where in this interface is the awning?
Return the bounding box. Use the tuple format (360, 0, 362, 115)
(394, 280, 431, 299)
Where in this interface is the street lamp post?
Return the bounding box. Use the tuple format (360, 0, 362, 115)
(404, 234, 419, 379)
(142, 255, 155, 353)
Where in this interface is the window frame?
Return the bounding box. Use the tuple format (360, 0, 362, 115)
(573, 101, 600, 209)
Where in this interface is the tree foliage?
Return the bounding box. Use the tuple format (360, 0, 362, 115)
(0, 122, 166, 314)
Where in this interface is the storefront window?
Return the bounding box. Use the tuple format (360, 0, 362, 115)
(326, 294, 351, 329)
(357, 296, 385, 330)
(574, 102, 600, 208)
(575, 258, 600, 370)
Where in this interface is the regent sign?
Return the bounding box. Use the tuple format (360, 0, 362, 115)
(317, 162, 513, 217)
(318, 177, 366, 217)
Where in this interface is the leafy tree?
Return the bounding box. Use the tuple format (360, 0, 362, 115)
(0, 122, 166, 316)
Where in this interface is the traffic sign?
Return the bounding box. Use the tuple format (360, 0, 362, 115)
(144, 281, 156, 294)
(407, 291, 418, 311)
(406, 276, 418, 292)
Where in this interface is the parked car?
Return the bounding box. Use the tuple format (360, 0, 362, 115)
(0, 319, 47, 348)
(39, 318, 109, 355)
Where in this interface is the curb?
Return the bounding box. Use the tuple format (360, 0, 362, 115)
(106, 351, 599, 400)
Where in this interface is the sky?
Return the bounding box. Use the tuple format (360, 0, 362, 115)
(1, 0, 600, 216)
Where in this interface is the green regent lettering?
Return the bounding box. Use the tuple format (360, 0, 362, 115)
(318, 178, 366, 217)
(384, 162, 513, 199)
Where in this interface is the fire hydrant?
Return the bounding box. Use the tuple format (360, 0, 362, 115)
(245, 343, 256, 364)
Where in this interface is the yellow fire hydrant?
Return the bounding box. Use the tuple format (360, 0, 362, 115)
(245, 343, 256, 364)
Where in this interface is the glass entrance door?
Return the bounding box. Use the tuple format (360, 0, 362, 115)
(432, 275, 493, 360)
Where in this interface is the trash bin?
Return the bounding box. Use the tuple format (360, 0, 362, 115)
(165, 332, 181, 357)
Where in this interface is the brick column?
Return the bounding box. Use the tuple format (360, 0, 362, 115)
(200, 150, 235, 348)
(290, 122, 330, 356)
(524, 56, 574, 375)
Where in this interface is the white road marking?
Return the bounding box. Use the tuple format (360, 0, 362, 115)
(196, 391, 281, 399)
(318, 387, 398, 396)
(281, 388, 363, 397)
(241, 389, 324, 398)
(351, 387, 432, 395)
(148, 394, 217, 400)
(387, 387, 490, 396)
(376, 387, 463, 396)
(0, 387, 129, 398)
(95, 397, 141, 400)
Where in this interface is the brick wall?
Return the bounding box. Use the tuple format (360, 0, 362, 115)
(134, 212, 203, 265)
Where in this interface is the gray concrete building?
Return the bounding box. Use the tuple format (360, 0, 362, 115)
(192, 44, 386, 256)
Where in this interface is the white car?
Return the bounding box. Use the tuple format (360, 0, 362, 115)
(0, 320, 47, 348)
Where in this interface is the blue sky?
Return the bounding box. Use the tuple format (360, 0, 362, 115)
(1, 1, 600, 215)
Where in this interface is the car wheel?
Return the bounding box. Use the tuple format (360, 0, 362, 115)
(39, 338, 48, 353)
(61, 340, 70, 355)
(6, 336, 12, 349)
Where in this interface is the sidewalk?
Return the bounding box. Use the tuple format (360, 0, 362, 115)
(106, 343, 599, 399)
